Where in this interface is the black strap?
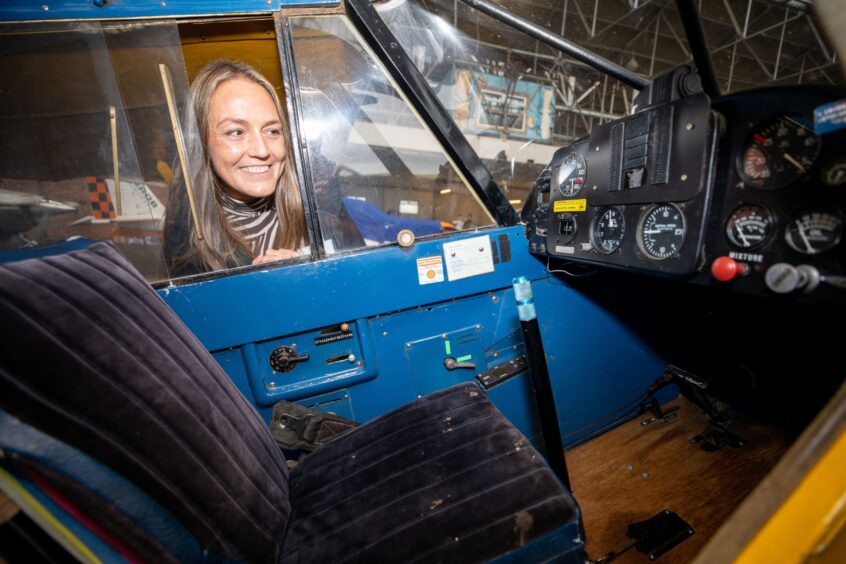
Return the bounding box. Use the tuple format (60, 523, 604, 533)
(269, 402, 358, 452)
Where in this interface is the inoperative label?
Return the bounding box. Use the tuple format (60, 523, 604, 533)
(314, 332, 354, 346)
(417, 255, 444, 285)
(554, 199, 587, 213)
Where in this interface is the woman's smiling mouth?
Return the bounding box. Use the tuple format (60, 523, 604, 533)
(241, 165, 273, 174)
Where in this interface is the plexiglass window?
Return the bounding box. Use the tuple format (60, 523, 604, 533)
(0, 23, 189, 282)
(289, 15, 494, 254)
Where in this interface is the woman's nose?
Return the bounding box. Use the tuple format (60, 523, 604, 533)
(247, 131, 270, 158)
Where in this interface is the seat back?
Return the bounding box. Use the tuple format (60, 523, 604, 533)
(0, 242, 290, 562)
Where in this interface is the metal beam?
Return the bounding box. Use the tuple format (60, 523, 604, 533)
(773, 6, 790, 80)
(674, 0, 720, 97)
(711, 10, 805, 55)
(459, 0, 649, 89)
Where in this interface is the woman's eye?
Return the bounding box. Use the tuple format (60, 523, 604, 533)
(265, 128, 282, 137)
(226, 129, 245, 138)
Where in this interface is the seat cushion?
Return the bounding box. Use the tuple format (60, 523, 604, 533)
(282, 382, 582, 563)
(0, 242, 290, 562)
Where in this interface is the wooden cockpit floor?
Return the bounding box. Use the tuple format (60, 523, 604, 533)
(567, 397, 793, 563)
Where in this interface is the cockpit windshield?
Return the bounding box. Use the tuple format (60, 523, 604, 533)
(378, 0, 843, 211)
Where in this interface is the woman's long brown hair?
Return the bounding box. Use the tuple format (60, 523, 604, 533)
(164, 60, 306, 274)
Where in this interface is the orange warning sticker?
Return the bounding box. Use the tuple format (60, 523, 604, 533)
(417, 256, 444, 285)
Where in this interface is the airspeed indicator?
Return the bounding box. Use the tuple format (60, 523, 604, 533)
(556, 153, 587, 197)
(638, 204, 685, 260)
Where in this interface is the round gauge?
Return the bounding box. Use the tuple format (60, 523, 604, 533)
(590, 207, 625, 254)
(784, 209, 843, 255)
(738, 114, 822, 190)
(822, 160, 846, 187)
(726, 205, 774, 249)
(638, 204, 686, 260)
(556, 213, 578, 244)
(741, 145, 771, 186)
(556, 153, 587, 197)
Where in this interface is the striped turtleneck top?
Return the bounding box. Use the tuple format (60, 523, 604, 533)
(220, 192, 279, 257)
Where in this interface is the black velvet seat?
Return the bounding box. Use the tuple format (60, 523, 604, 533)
(0, 242, 583, 562)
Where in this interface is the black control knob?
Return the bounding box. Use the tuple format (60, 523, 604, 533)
(269, 346, 310, 373)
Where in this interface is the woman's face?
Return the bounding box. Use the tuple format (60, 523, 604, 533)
(207, 77, 286, 201)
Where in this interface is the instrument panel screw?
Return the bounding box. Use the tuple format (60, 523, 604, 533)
(475, 324, 481, 331)
(442, 333, 447, 339)
(641, 472, 649, 479)
(493, 352, 499, 358)
(41, 4, 49, 10)
(625, 464, 633, 472)
(686, 122, 695, 131)
(406, 342, 412, 349)
(491, 295, 498, 302)
(382, 331, 388, 337)
(681, 174, 688, 182)
(595, 146, 600, 152)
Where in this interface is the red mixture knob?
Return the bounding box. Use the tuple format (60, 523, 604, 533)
(711, 256, 745, 282)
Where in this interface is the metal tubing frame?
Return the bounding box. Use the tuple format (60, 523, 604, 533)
(345, 0, 519, 227)
(674, 0, 720, 98)
(458, 0, 649, 90)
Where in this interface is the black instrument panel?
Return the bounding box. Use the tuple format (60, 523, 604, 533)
(524, 79, 846, 300)
(700, 88, 846, 298)
(526, 86, 718, 276)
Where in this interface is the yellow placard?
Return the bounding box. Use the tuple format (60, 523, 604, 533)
(553, 199, 587, 213)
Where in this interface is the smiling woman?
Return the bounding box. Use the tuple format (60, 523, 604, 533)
(164, 60, 307, 276)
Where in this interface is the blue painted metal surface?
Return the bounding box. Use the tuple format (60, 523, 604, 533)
(161, 227, 542, 351)
(0, 0, 337, 23)
(162, 226, 673, 445)
(0, 237, 95, 264)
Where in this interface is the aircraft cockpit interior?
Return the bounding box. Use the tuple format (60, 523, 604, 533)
(0, 0, 844, 562)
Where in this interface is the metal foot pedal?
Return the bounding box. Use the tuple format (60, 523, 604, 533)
(627, 510, 694, 560)
(639, 398, 680, 427)
(595, 510, 694, 563)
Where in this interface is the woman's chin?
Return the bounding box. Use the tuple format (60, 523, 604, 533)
(228, 181, 278, 200)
